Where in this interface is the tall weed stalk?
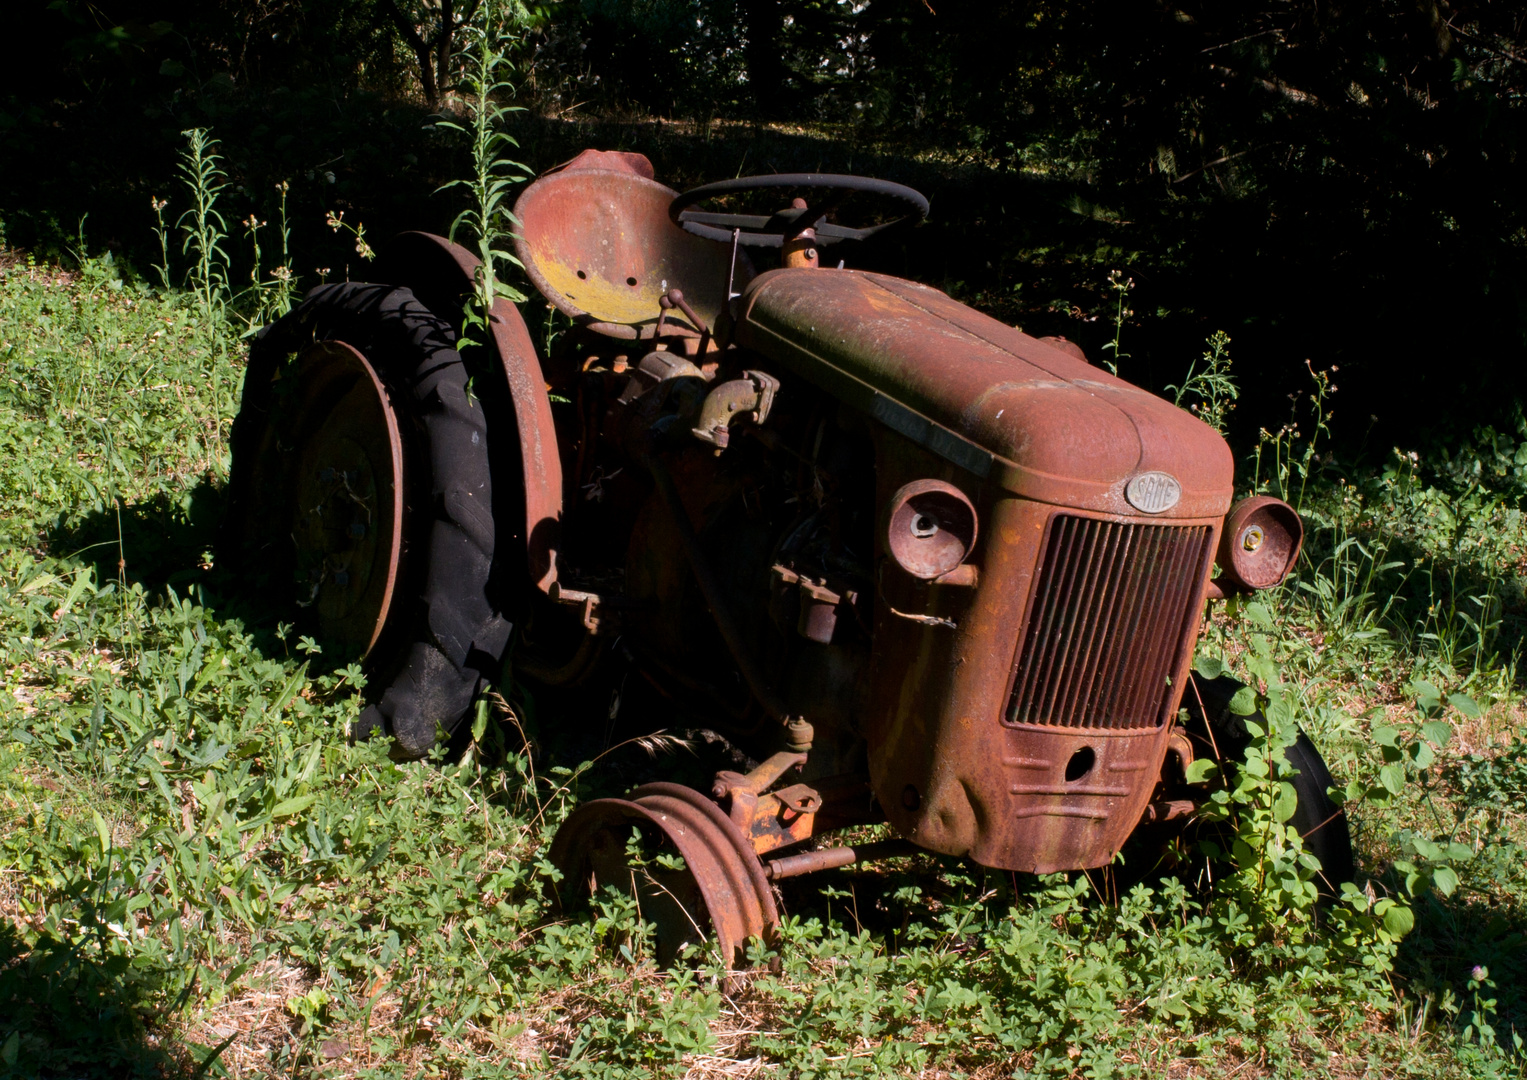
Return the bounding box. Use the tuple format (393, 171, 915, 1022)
(175, 128, 231, 344)
(149, 196, 172, 292)
(1253, 359, 1336, 512)
(235, 181, 300, 329)
(267, 180, 295, 318)
(1099, 269, 1133, 375)
(1167, 329, 1239, 433)
(435, 10, 532, 336)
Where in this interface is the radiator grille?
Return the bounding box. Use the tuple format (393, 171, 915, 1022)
(1005, 515, 1213, 730)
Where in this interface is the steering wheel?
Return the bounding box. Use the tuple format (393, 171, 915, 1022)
(669, 174, 929, 248)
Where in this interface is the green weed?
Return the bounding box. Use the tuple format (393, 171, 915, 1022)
(174, 129, 232, 340)
(1167, 329, 1239, 434)
(434, 8, 532, 334)
(1098, 268, 1133, 376)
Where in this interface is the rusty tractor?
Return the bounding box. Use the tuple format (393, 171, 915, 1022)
(224, 149, 1352, 966)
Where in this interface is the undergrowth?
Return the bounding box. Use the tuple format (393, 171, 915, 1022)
(1, 242, 1524, 1080)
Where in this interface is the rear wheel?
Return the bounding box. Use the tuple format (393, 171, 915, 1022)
(224, 282, 512, 758)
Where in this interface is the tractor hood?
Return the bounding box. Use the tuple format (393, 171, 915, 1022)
(733, 269, 1234, 518)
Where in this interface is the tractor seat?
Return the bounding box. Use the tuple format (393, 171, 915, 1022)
(512, 150, 753, 340)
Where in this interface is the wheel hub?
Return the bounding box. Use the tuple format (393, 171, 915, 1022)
(285, 341, 404, 657)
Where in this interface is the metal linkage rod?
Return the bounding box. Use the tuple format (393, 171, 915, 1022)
(763, 839, 921, 881)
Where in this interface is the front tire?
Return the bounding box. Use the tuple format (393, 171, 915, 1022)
(1182, 673, 1356, 898)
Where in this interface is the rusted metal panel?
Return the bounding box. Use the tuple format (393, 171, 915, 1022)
(547, 148, 656, 180)
(487, 290, 564, 593)
(512, 156, 754, 340)
(860, 430, 1223, 873)
(1216, 495, 1304, 590)
(727, 267, 1236, 872)
(733, 268, 1235, 517)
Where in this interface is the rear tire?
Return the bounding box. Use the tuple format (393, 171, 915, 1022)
(224, 282, 512, 758)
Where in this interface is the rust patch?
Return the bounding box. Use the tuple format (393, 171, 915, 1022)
(513, 160, 753, 340)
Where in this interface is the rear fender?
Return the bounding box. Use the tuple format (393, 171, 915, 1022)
(377, 231, 562, 592)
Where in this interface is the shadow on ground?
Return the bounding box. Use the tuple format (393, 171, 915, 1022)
(0, 920, 201, 1079)
(41, 477, 734, 792)
(46, 479, 305, 667)
(1394, 837, 1527, 1052)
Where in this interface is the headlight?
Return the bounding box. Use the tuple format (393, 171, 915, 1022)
(1216, 495, 1302, 591)
(885, 480, 978, 580)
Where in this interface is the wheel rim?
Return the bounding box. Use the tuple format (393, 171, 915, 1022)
(629, 783, 780, 964)
(550, 784, 780, 969)
(279, 340, 405, 658)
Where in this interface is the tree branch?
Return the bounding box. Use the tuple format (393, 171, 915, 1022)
(1172, 144, 1273, 184)
(1447, 18, 1527, 68)
(377, 0, 438, 107)
(1202, 28, 1284, 54)
(377, 0, 427, 54)
(435, 0, 456, 99)
(1211, 64, 1327, 109)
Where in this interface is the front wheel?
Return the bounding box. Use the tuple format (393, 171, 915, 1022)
(1181, 673, 1356, 899)
(548, 782, 780, 970)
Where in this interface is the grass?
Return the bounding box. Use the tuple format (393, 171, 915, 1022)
(0, 246, 1525, 1079)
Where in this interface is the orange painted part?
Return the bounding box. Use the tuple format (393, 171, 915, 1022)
(735, 268, 1236, 872)
(734, 267, 1235, 517)
(512, 155, 754, 340)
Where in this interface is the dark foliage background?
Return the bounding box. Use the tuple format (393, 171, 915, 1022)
(5, 0, 1527, 450)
